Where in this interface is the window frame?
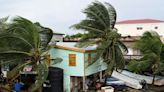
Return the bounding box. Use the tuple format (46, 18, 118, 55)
(69, 54, 76, 66)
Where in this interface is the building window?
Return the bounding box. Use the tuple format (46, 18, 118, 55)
(69, 54, 76, 66)
(88, 53, 92, 64)
(155, 26, 158, 29)
(137, 27, 143, 30)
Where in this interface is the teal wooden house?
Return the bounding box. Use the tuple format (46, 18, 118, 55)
(49, 42, 107, 92)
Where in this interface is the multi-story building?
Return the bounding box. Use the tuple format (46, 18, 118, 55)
(116, 19, 164, 58)
(116, 19, 164, 36)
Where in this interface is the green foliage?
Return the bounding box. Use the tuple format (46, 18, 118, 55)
(134, 31, 162, 55)
(128, 60, 141, 73)
(128, 31, 164, 84)
(65, 33, 84, 39)
(71, 1, 127, 75)
(0, 16, 8, 31)
(0, 16, 55, 91)
(160, 44, 164, 63)
(28, 62, 48, 92)
(128, 60, 152, 74)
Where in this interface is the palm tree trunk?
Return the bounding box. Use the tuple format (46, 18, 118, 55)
(152, 74, 155, 85)
(112, 45, 116, 71)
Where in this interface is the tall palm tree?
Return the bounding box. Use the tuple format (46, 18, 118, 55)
(128, 31, 164, 84)
(0, 16, 60, 91)
(71, 1, 127, 75)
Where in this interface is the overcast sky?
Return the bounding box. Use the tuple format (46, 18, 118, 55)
(0, 0, 163, 35)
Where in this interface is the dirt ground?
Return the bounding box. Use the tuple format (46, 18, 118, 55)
(116, 85, 164, 92)
(87, 85, 164, 92)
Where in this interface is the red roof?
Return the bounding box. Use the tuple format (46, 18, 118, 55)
(116, 19, 164, 24)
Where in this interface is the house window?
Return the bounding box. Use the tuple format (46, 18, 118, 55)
(69, 54, 76, 66)
(155, 26, 158, 29)
(137, 27, 143, 30)
(88, 53, 92, 64)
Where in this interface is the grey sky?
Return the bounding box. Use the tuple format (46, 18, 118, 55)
(0, 0, 163, 35)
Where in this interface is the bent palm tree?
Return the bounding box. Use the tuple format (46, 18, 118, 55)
(128, 31, 164, 84)
(0, 17, 59, 91)
(71, 1, 127, 75)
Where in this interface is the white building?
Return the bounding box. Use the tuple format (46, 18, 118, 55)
(51, 32, 64, 43)
(115, 19, 164, 36)
(116, 19, 164, 59)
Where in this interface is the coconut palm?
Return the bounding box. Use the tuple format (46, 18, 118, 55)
(71, 1, 127, 75)
(128, 31, 164, 84)
(0, 16, 60, 91)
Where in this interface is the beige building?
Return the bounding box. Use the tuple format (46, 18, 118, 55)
(116, 19, 164, 36)
(116, 19, 164, 60)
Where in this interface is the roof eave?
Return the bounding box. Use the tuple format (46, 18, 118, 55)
(51, 44, 96, 53)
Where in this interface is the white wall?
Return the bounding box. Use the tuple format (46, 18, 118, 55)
(51, 34, 63, 42)
(127, 48, 133, 55)
(116, 22, 164, 36)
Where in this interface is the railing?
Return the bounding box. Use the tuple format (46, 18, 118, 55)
(124, 55, 142, 60)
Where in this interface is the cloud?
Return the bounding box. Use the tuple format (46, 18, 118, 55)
(0, 0, 164, 35)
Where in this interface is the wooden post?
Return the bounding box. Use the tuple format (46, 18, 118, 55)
(100, 71, 102, 82)
(83, 76, 86, 92)
(74, 77, 78, 92)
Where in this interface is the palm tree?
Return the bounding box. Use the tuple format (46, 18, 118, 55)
(71, 1, 127, 75)
(128, 31, 164, 84)
(0, 16, 60, 92)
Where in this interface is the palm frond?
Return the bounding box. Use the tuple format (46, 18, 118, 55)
(8, 16, 40, 49)
(70, 1, 116, 33)
(84, 2, 107, 28)
(118, 40, 128, 53)
(51, 57, 63, 65)
(114, 45, 125, 69)
(0, 16, 8, 30)
(28, 62, 48, 92)
(105, 2, 117, 29)
(35, 23, 53, 49)
(0, 16, 8, 23)
(7, 61, 32, 79)
(71, 23, 104, 33)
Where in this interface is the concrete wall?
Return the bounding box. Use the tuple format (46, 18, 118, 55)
(50, 48, 85, 76)
(51, 34, 63, 42)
